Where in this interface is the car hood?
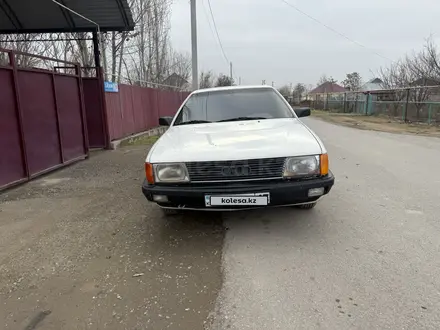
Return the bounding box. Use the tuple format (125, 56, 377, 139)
(147, 118, 323, 163)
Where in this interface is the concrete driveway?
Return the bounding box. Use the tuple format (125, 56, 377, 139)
(1, 118, 440, 330)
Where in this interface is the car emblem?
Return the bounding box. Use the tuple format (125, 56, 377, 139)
(221, 165, 251, 176)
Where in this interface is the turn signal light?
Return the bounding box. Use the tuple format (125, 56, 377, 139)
(145, 163, 154, 184)
(320, 154, 329, 176)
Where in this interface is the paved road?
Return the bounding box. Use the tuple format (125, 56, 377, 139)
(2, 118, 440, 330)
(211, 118, 440, 329)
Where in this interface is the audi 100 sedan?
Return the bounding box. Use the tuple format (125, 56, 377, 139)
(142, 85, 334, 214)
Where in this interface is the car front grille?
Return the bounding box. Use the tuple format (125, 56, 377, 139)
(185, 157, 286, 182)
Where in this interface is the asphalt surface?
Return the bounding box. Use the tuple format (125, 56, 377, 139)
(1, 118, 440, 330)
(211, 118, 440, 329)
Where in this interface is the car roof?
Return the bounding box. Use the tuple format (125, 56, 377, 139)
(191, 85, 276, 95)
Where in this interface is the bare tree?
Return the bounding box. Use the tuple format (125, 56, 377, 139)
(278, 85, 291, 98)
(0, 0, 199, 91)
(292, 83, 306, 104)
(0, 34, 51, 68)
(304, 84, 314, 95)
(420, 36, 440, 80)
(404, 52, 433, 118)
(215, 74, 234, 87)
(165, 50, 191, 87)
(378, 59, 410, 116)
(121, 0, 173, 86)
(378, 39, 440, 119)
(342, 72, 362, 91)
(200, 70, 215, 89)
(317, 74, 337, 86)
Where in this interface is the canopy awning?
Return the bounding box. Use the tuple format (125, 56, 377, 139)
(0, 0, 135, 34)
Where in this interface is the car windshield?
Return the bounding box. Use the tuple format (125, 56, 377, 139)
(173, 88, 294, 125)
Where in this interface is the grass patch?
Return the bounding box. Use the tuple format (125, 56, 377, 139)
(311, 110, 440, 138)
(120, 134, 160, 147)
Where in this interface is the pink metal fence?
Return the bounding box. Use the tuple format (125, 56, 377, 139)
(83, 73, 109, 148)
(105, 84, 190, 141)
(1, 48, 189, 190)
(0, 48, 88, 190)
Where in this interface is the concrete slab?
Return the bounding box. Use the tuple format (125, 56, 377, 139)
(110, 127, 168, 150)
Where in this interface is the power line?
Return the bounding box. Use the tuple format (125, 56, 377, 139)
(201, 0, 219, 51)
(206, 0, 229, 64)
(202, 0, 237, 79)
(206, 0, 237, 79)
(278, 0, 394, 62)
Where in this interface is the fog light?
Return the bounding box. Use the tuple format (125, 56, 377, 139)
(308, 187, 324, 197)
(153, 195, 169, 203)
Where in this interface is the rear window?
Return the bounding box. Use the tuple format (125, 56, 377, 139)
(173, 88, 294, 124)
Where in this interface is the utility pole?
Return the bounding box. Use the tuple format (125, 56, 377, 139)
(239, 77, 242, 85)
(230, 62, 233, 83)
(190, 0, 198, 90)
(272, 81, 274, 87)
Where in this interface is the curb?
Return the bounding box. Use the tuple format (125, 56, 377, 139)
(110, 127, 168, 150)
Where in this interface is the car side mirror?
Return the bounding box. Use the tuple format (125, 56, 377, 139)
(159, 116, 173, 126)
(294, 107, 311, 118)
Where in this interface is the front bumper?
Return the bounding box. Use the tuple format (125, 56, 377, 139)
(142, 172, 335, 211)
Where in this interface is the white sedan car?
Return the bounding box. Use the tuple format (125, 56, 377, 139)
(142, 86, 334, 213)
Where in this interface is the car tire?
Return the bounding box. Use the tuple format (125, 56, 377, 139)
(296, 202, 317, 209)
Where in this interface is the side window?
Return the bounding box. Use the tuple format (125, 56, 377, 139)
(181, 105, 190, 122)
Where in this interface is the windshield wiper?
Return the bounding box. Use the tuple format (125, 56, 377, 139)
(175, 120, 212, 126)
(217, 116, 267, 123)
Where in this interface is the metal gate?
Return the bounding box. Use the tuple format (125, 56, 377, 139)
(0, 48, 89, 190)
(83, 70, 109, 148)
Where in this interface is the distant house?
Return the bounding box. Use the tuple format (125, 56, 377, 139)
(162, 73, 189, 89)
(308, 82, 347, 105)
(308, 82, 347, 109)
(360, 78, 383, 92)
(309, 81, 347, 95)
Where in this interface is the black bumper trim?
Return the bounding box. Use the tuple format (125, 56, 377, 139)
(142, 172, 335, 209)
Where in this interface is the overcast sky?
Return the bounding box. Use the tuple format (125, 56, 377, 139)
(170, 0, 440, 87)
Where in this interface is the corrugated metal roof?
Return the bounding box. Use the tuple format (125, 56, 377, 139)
(0, 0, 134, 33)
(360, 82, 382, 91)
(360, 78, 384, 91)
(309, 82, 347, 94)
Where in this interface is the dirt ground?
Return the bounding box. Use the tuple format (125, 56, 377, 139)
(311, 110, 440, 137)
(0, 146, 224, 330)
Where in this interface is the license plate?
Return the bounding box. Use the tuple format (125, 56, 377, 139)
(205, 193, 270, 207)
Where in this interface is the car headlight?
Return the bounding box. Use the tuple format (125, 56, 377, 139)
(154, 163, 190, 183)
(283, 155, 320, 177)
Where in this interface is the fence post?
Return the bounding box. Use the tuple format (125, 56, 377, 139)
(9, 50, 30, 178)
(51, 73, 65, 163)
(96, 67, 111, 149)
(428, 103, 432, 124)
(403, 88, 410, 122)
(76, 65, 90, 158)
(343, 92, 347, 113)
(364, 93, 370, 115)
(355, 93, 358, 113)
